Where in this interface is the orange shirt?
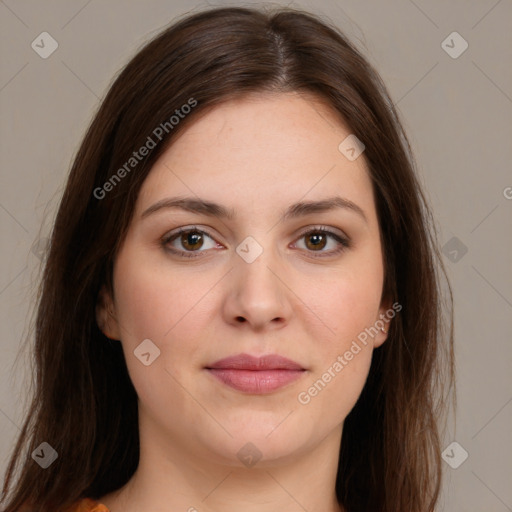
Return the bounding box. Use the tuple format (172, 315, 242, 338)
(68, 498, 110, 512)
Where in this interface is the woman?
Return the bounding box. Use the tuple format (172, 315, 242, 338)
(1, 6, 454, 512)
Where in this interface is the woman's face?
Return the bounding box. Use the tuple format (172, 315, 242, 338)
(98, 91, 390, 468)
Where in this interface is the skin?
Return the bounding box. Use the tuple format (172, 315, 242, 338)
(96, 91, 390, 512)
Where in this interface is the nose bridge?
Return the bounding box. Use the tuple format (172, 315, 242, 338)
(224, 236, 292, 328)
(235, 239, 283, 300)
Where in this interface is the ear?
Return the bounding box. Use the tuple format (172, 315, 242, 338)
(373, 298, 393, 349)
(96, 284, 121, 340)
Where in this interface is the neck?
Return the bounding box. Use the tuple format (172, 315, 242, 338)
(101, 417, 345, 512)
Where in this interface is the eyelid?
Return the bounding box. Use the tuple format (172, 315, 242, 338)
(294, 224, 348, 241)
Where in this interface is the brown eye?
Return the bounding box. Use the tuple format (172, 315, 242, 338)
(304, 232, 328, 251)
(162, 227, 220, 258)
(180, 230, 204, 251)
(294, 227, 350, 257)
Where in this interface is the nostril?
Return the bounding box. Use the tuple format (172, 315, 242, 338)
(236, 316, 246, 323)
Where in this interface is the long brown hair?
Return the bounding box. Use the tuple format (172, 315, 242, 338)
(1, 6, 454, 512)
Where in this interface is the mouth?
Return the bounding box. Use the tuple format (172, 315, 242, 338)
(205, 353, 307, 394)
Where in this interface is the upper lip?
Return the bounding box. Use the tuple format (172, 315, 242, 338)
(206, 353, 305, 371)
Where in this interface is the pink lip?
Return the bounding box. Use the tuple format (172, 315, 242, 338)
(205, 354, 306, 394)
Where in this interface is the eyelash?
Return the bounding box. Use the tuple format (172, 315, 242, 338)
(161, 225, 351, 259)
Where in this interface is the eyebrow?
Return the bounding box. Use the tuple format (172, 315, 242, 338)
(141, 195, 367, 224)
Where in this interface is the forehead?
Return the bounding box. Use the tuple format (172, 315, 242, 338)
(160, 91, 354, 165)
(135, 92, 376, 224)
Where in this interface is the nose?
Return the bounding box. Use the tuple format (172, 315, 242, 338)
(221, 248, 293, 332)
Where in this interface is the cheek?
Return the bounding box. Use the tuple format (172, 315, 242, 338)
(113, 254, 212, 345)
(294, 323, 374, 439)
(112, 259, 210, 419)
(302, 262, 383, 343)
(112, 253, 221, 402)
(296, 290, 376, 428)
(293, 254, 382, 425)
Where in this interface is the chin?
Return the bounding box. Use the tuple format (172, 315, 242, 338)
(202, 417, 312, 467)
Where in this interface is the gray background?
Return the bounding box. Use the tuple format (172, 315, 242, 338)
(1, 1, 511, 510)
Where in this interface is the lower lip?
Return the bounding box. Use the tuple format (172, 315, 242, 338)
(206, 369, 305, 394)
